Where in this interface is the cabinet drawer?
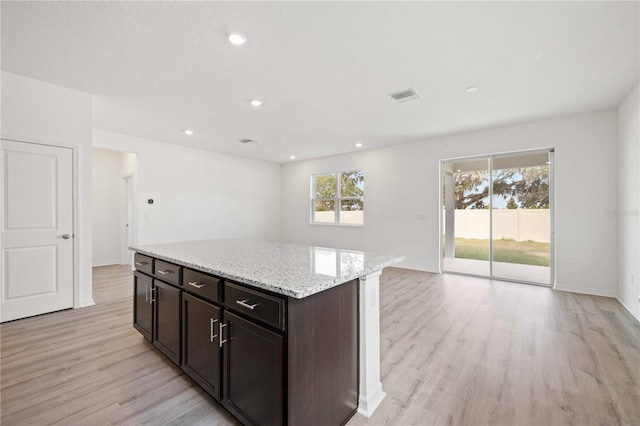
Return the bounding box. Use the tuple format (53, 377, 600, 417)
(184, 269, 221, 303)
(224, 282, 285, 330)
(134, 253, 153, 275)
(154, 259, 182, 286)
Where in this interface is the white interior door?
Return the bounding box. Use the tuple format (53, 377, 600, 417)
(1, 140, 74, 322)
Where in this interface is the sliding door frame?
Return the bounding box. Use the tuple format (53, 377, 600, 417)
(439, 147, 555, 287)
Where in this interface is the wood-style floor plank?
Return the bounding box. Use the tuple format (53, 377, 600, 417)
(1, 265, 638, 425)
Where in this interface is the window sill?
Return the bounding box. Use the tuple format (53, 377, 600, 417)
(310, 222, 364, 227)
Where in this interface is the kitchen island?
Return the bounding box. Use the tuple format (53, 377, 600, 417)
(131, 239, 403, 425)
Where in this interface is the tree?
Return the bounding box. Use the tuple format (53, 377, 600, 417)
(314, 170, 364, 211)
(506, 197, 518, 209)
(453, 166, 549, 209)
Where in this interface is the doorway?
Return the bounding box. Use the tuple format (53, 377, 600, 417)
(91, 148, 137, 269)
(441, 149, 554, 286)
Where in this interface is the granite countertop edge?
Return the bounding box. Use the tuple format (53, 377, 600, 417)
(132, 247, 404, 299)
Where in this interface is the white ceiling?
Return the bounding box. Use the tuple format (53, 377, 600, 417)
(2, 1, 638, 164)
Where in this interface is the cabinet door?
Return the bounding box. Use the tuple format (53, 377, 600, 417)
(182, 293, 222, 400)
(153, 280, 181, 364)
(133, 272, 153, 341)
(222, 311, 283, 426)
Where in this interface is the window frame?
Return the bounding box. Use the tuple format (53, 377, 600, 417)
(310, 170, 364, 226)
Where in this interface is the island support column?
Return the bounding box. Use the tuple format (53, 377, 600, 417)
(357, 270, 385, 417)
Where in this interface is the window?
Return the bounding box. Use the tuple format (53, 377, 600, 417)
(311, 170, 364, 225)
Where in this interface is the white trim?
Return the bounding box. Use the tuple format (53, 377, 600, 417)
(121, 173, 134, 266)
(310, 170, 364, 226)
(0, 137, 94, 309)
(554, 285, 617, 298)
(440, 148, 554, 287)
(438, 160, 444, 274)
(617, 297, 640, 322)
(357, 270, 386, 417)
(92, 261, 120, 267)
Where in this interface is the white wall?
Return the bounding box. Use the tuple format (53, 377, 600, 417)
(281, 109, 619, 297)
(617, 82, 640, 321)
(92, 148, 126, 266)
(93, 129, 281, 245)
(1, 71, 94, 307)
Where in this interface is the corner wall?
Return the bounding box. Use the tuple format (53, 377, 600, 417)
(281, 109, 619, 297)
(617, 82, 640, 321)
(93, 130, 281, 245)
(1, 71, 94, 307)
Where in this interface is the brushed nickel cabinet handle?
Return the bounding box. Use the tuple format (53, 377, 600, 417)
(145, 284, 149, 302)
(236, 299, 259, 310)
(135, 261, 148, 266)
(210, 318, 218, 342)
(157, 270, 172, 275)
(149, 287, 156, 303)
(188, 281, 207, 289)
(219, 322, 227, 348)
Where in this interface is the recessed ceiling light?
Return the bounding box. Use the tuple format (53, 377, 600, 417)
(289, 155, 296, 160)
(466, 86, 479, 93)
(184, 129, 194, 135)
(355, 143, 363, 148)
(228, 33, 246, 45)
(250, 99, 262, 107)
(456, 169, 461, 172)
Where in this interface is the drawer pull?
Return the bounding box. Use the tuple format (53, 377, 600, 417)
(157, 270, 172, 275)
(236, 299, 259, 310)
(219, 322, 227, 348)
(210, 318, 218, 342)
(135, 261, 148, 266)
(188, 281, 207, 289)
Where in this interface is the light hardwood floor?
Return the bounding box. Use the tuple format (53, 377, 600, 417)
(1, 265, 639, 425)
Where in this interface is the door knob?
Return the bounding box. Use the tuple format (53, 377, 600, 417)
(62, 234, 71, 239)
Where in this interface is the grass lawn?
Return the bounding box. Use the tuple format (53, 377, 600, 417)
(454, 238, 550, 266)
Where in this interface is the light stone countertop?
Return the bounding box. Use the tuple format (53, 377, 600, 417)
(131, 239, 404, 299)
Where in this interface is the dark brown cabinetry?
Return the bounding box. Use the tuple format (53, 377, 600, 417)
(134, 253, 153, 276)
(133, 259, 182, 366)
(153, 280, 182, 364)
(133, 271, 153, 341)
(184, 269, 221, 303)
(222, 311, 284, 426)
(182, 293, 222, 400)
(133, 253, 358, 426)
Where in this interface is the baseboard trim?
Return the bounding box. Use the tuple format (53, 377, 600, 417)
(78, 298, 96, 308)
(617, 297, 640, 322)
(554, 285, 617, 298)
(92, 261, 119, 267)
(393, 263, 436, 273)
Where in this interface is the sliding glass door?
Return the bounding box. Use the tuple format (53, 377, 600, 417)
(442, 157, 490, 277)
(441, 149, 553, 286)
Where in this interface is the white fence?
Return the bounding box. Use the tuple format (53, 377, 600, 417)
(314, 211, 364, 225)
(446, 209, 550, 243)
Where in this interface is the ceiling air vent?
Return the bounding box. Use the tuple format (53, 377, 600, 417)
(238, 138, 258, 144)
(388, 88, 420, 103)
